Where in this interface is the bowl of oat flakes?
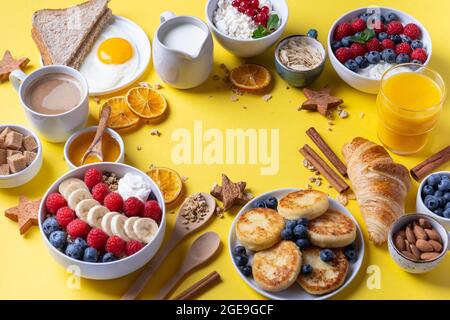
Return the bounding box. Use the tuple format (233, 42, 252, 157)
(206, 0, 288, 57)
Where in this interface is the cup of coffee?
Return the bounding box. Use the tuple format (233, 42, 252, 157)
(10, 65, 89, 143)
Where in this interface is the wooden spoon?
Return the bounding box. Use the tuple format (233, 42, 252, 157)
(81, 105, 111, 165)
(121, 192, 216, 300)
(154, 232, 220, 300)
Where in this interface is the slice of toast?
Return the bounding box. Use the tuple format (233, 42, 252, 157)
(32, 0, 109, 68)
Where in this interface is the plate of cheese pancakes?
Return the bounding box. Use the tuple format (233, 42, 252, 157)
(228, 188, 365, 300)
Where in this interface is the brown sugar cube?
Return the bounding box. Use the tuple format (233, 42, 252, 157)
(7, 149, 20, 158)
(5, 131, 23, 150)
(0, 137, 4, 149)
(0, 164, 9, 175)
(22, 135, 38, 152)
(0, 127, 12, 140)
(7, 153, 26, 173)
(0, 149, 6, 164)
(24, 151, 37, 166)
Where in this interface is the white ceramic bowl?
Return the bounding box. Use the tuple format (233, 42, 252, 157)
(229, 188, 365, 300)
(0, 124, 43, 189)
(388, 214, 449, 274)
(205, 0, 289, 57)
(416, 171, 450, 230)
(328, 7, 432, 94)
(38, 162, 166, 280)
(63, 126, 125, 170)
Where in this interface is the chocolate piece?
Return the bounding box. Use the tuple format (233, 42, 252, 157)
(7, 153, 26, 173)
(0, 164, 9, 175)
(5, 131, 23, 150)
(22, 135, 38, 152)
(24, 151, 37, 166)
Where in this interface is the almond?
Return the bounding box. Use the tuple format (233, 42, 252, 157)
(410, 244, 421, 260)
(424, 229, 441, 243)
(420, 252, 440, 261)
(395, 233, 406, 251)
(413, 225, 428, 240)
(416, 239, 434, 252)
(402, 251, 418, 261)
(405, 239, 411, 253)
(429, 240, 443, 252)
(419, 218, 431, 229)
(405, 226, 416, 244)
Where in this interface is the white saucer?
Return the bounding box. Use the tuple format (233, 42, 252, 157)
(228, 188, 365, 300)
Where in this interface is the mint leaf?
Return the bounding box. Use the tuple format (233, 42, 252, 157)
(267, 14, 280, 32)
(252, 25, 269, 39)
(348, 28, 375, 44)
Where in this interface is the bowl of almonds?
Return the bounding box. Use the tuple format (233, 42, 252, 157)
(388, 214, 449, 274)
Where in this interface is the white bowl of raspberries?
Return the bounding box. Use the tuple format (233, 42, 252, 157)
(38, 162, 166, 280)
(328, 7, 432, 94)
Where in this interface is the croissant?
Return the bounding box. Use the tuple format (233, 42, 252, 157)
(342, 137, 411, 245)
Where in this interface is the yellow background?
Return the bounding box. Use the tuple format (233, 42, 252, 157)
(1, 0, 450, 300)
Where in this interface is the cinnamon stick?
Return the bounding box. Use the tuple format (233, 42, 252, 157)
(299, 144, 350, 193)
(410, 145, 450, 181)
(173, 271, 221, 300)
(306, 127, 347, 177)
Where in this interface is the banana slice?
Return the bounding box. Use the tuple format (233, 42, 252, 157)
(68, 189, 93, 209)
(124, 217, 141, 241)
(101, 211, 121, 236)
(75, 199, 100, 221)
(133, 218, 159, 244)
(87, 205, 109, 228)
(111, 214, 130, 241)
(59, 178, 88, 199)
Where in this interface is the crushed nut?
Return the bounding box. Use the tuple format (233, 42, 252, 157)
(139, 82, 151, 88)
(338, 109, 349, 119)
(136, 146, 142, 151)
(182, 193, 210, 224)
(154, 83, 162, 90)
(230, 95, 239, 102)
(337, 193, 349, 206)
(262, 94, 272, 102)
(150, 129, 162, 137)
(102, 172, 119, 192)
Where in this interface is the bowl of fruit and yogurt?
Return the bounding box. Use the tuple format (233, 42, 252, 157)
(39, 162, 166, 280)
(328, 7, 432, 94)
(206, 0, 288, 57)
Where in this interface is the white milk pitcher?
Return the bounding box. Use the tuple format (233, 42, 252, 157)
(153, 11, 213, 89)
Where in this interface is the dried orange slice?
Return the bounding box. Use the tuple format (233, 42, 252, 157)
(101, 97, 139, 129)
(126, 87, 167, 120)
(147, 167, 183, 205)
(230, 64, 271, 91)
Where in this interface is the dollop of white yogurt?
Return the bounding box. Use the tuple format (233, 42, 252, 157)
(358, 61, 394, 80)
(118, 173, 152, 202)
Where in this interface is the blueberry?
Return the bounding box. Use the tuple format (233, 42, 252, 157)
(437, 196, 446, 208)
(293, 224, 308, 239)
(331, 41, 342, 51)
(442, 175, 450, 180)
(297, 218, 309, 227)
(301, 264, 313, 275)
(102, 253, 117, 262)
(240, 265, 252, 277)
(438, 179, 450, 192)
(422, 185, 435, 197)
(65, 243, 83, 260)
(320, 249, 335, 262)
(354, 32, 362, 39)
(425, 196, 439, 211)
(254, 200, 266, 208)
(281, 228, 294, 240)
(344, 247, 357, 262)
(285, 220, 298, 230)
(42, 217, 60, 237)
(367, 51, 381, 64)
(444, 193, 450, 202)
(378, 32, 389, 41)
(234, 254, 248, 267)
(355, 56, 369, 69)
(396, 53, 410, 64)
(233, 246, 246, 256)
(148, 192, 157, 201)
(358, 12, 370, 22)
(444, 208, 450, 219)
(435, 190, 444, 198)
(446, 202, 450, 210)
(307, 29, 318, 39)
(400, 34, 412, 44)
(73, 238, 87, 250)
(265, 197, 278, 210)
(411, 40, 423, 50)
(390, 34, 402, 44)
(49, 231, 67, 249)
(385, 12, 398, 23)
(411, 60, 423, 65)
(341, 36, 352, 47)
(346, 242, 356, 250)
(295, 238, 310, 250)
(83, 247, 98, 262)
(344, 59, 359, 73)
(435, 208, 444, 217)
(381, 49, 396, 64)
(428, 174, 442, 187)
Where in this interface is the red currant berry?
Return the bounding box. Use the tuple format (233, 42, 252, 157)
(232, 0, 240, 7)
(261, 6, 269, 14)
(250, 0, 260, 8)
(245, 8, 254, 17)
(256, 12, 267, 24)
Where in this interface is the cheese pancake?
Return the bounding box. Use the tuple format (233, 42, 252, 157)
(278, 190, 329, 220)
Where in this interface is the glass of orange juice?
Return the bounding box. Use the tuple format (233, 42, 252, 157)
(377, 63, 446, 155)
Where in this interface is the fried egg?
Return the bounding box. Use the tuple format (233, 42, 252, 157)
(80, 24, 139, 92)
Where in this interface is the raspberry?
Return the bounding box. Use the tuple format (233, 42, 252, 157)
(334, 47, 353, 63)
(351, 18, 366, 33)
(56, 207, 75, 227)
(104, 192, 124, 212)
(92, 183, 110, 203)
(381, 39, 395, 50)
(334, 22, 353, 41)
(67, 219, 90, 239)
(411, 48, 428, 63)
(106, 236, 125, 257)
(403, 23, 421, 40)
(386, 21, 404, 35)
(125, 240, 144, 256)
(366, 39, 381, 52)
(87, 228, 109, 251)
(396, 42, 412, 55)
(84, 168, 103, 189)
(45, 193, 67, 214)
(143, 200, 163, 223)
(373, 22, 386, 35)
(123, 197, 144, 217)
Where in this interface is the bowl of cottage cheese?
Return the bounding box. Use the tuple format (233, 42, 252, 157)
(206, 0, 288, 57)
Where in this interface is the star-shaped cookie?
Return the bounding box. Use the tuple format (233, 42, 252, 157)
(299, 87, 344, 116)
(5, 196, 41, 235)
(0, 50, 30, 82)
(210, 174, 253, 211)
